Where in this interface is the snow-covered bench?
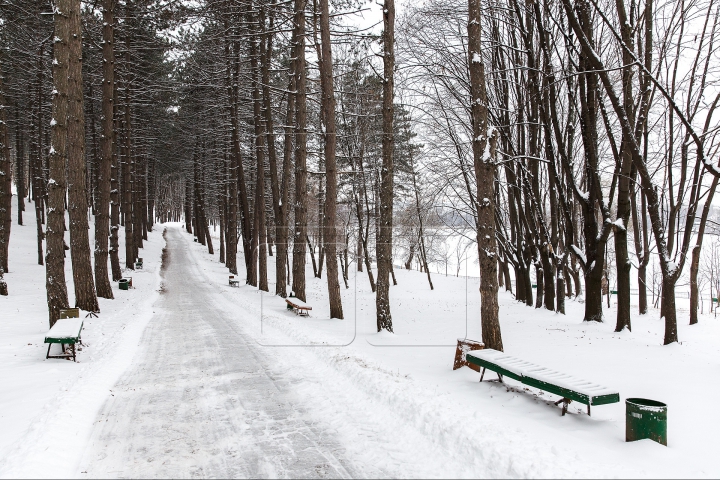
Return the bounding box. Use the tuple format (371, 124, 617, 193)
(45, 317, 84, 362)
(285, 297, 312, 316)
(465, 349, 620, 416)
(229, 275, 240, 287)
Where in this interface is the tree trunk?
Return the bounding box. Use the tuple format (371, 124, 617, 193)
(291, 0, 309, 301)
(535, 264, 544, 309)
(251, 12, 268, 292)
(259, 11, 281, 273)
(585, 264, 604, 322)
(109, 78, 121, 281)
(375, 0, 395, 330)
(67, 0, 99, 313)
(613, 0, 635, 332)
(468, 0, 502, 351)
(123, 70, 134, 270)
(541, 249, 555, 311)
(133, 155, 143, 253)
(47, 0, 72, 325)
(15, 107, 25, 226)
(222, 30, 240, 275)
(556, 267, 565, 314)
(661, 275, 679, 344)
(0, 57, 12, 277)
(184, 176, 193, 234)
(503, 259, 512, 292)
(319, 0, 344, 319)
(95, 0, 116, 299)
(690, 175, 719, 324)
(515, 266, 526, 303)
(33, 46, 45, 267)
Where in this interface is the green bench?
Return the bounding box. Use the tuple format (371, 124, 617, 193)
(135, 257, 143, 270)
(45, 309, 84, 362)
(466, 349, 620, 416)
(229, 275, 240, 287)
(286, 297, 312, 316)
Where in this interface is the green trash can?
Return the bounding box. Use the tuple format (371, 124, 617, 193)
(626, 398, 667, 446)
(119, 279, 129, 291)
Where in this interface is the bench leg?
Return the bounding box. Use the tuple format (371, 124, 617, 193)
(554, 397, 571, 416)
(587, 404, 591, 416)
(46, 343, 52, 359)
(497, 373, 504, 383)
(479, 367, 486, 382)
(72, 343, 76, 362)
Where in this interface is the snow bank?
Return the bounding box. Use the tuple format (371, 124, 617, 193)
(0, 196, 166, 478)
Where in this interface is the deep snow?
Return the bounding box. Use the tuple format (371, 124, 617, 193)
(1, 195, 719, 478)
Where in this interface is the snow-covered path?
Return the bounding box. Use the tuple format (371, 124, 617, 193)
(80, 227, 370, 478)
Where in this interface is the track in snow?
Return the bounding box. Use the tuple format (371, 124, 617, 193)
(79, 228, 375, 478)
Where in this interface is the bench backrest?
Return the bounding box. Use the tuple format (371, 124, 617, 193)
(59, 308, 80, 319)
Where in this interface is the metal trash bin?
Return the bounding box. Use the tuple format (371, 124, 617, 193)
(119, 279, 129, 291)
(626, 398, 667, 446)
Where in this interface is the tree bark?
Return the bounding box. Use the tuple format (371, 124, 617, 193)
(689, 175, 718, 325)
(15, 107, 25, 226)
(33, 44, 45, 267)
(0, 57, 11, 279)
(375, 0, 395, 330)
(109, 73, 121, 281)
(123, 63, 134, 270)
(468, 0, 502, 350)
(67, 0, 99, 313)
(248, 11, 268, 291)
(612, 0, 635, 332)
(47, 0, 72, 325)
(291, 0, 309, 301)
(319, 0, 344, 319)
(95, 0, 116, 299)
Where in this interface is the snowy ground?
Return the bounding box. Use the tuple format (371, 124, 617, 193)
(0, 197, 165, 476)
(1, 196, 719, 478)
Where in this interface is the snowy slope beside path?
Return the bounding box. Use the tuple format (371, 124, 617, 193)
(0, 197, 166, 478)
